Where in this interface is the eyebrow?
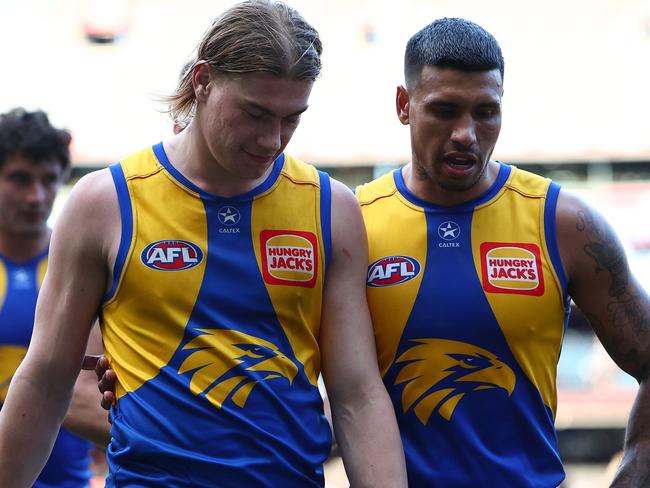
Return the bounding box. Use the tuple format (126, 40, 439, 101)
(426, 101, 456, 108)
(424, 99, 501, 110)
(245, 101, 309, 118)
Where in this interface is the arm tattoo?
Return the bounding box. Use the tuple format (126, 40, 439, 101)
(576, 209, 649, 344)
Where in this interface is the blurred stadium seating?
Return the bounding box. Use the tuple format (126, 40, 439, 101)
(1, 0, 649, 167)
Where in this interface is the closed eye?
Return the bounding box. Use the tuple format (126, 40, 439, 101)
(475, 105, 500, 119)
(245, 110, 265, 120)
(284, 115, 301, 125)
(427, 103, 457, 118)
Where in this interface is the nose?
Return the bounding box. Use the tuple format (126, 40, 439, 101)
(450, 114, 477, 148)
(256, 119, 282, 154)
(25, 182, 47, 205)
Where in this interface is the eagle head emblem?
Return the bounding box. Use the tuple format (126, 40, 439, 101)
(395, 339, 516, 424)
(178, 329, 299, 409)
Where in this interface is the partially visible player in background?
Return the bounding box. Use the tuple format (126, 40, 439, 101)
(0, 107, 108, 487)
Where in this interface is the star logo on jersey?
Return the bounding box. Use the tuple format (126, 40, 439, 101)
(178, 329, 299, 410)
(217, 206, 241, 226)
(395, 339, 515, 424)
(438, 221, 460, 241)
(12, 269, 32, 290)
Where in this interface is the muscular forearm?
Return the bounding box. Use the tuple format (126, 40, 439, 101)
(611, 380, 650, 487)
(331, 383, 407, 488)
(0, 366, 73, 487)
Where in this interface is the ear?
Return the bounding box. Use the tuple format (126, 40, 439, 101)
(396, 85, 410, 125)
(192, 61, 212, 103)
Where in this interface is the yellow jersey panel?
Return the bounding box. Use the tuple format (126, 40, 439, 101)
(251, 155, 327, 386)
(472, 167, 566, 414)
(357, 171, 427, 377)
(102, 147, 208, 400)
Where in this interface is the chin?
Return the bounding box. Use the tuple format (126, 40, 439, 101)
(14, 226, 48, 237)
(245, 161, 276, 180)
(439, 175, 482, 193)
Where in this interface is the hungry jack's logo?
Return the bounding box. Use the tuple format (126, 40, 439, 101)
(260, 230, 318, 288)
(480, 242, 544, 296)
(178, 329, 299, 410)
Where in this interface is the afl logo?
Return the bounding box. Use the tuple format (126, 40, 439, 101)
(141, 240, 204, 271)
(367, 256, 421, 287)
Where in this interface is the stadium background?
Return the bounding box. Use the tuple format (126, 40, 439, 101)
(2, 0, 649, 486)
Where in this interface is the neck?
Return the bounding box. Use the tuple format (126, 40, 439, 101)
(0, 229, 50, 262)
(163, 125, 274, 198)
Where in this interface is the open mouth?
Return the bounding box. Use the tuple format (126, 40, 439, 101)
(443, 153, 477, 176)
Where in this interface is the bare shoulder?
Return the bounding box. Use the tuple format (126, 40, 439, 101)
(330, 177, 360, 212)
(555, 189, 625, 287)
(65, 168, 117, 210)
(51, 168, 120, 265)
(329, 178, 366, 255)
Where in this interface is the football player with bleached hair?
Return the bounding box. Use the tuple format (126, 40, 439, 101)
(0, 2, 406, 487)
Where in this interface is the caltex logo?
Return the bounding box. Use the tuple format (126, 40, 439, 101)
(438, 221, 460, 241)
(217, 206, 240, 226)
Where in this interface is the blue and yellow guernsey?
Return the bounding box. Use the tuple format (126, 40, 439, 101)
(0, 250, 92, 488)
(102, 143, 332, 487)
(357, 163, 569, 487)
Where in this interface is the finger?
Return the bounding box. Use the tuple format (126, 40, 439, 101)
(98, 369, 116, 394)
(101, 391, 115, 411)
(81, 354, 101, 371)
(95, 356, 110, 379)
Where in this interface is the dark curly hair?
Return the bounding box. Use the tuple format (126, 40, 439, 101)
(0, 108, 71, 170)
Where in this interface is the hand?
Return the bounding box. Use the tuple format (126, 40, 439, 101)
(82, 354, 116, 411)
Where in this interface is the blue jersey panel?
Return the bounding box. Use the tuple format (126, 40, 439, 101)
(0, 253, 92, 488)
(385, 207, 562, 487)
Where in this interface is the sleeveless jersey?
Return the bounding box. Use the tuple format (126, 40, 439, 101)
(102, 143, 332, 487)
(0, 250, 92, 488)
(357, 163, 569, 487)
